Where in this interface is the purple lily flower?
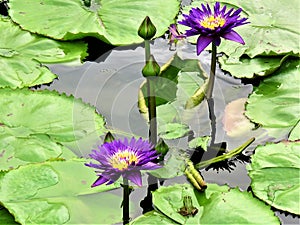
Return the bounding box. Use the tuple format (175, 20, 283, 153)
(178, 2, 249, 55)
(85, 137, 161, 187)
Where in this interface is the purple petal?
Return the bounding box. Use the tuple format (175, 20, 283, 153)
(125, 171, 142, 186)
(140, 162, 162, 170)
(222, 30, 245, 44)
(197, 36, 213, 55)
(91, 176, 109, 187)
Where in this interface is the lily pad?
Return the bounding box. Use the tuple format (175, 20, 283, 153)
(0, 88, 106, 171)
(289, 120, 300, 141)
(218, 54, 290, 78)
(0, 159, 122, 224)
(179, 0, 300, 58)
(158, 123, 190, 140)
(8, 0, 180, 45)
(151, 183, 279, 224)
(130, 211, 176, 225)
(0, 16, 87, 88)
(245, 59, 300, 139)
(247, 141, 300, 215)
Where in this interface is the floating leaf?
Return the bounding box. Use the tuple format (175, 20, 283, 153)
(289, 120, 300, 141)
(130, 211, 176, 225)
(0, 88, 106, 171)
(188, 136, 210, 150)
(247, 141, 300, 215)
(151, 183, 279, 224)
(0, 17, 87, 88)
(158, 123, 190, 140)
(149, 148, 187, 179)
(8, 0, 180, 45)
(245, 59, 300, 138)
(0, 159, 122, 224)
(219, 55, 290, 78)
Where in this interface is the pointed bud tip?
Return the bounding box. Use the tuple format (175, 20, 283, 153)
(138, 16, 157, 40)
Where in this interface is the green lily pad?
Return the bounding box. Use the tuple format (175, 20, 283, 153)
(245, 59, 300, 138)
(158, 123, 190, 139)
(151, 183, 279, 224)
(247, 141, 300, 215)
(289, 120, 300, 141)
(0, 88, 106, 171)
(8, 0, 180, 45)
(0, 159, 122, 224)
(0, 16, 87, 88)
(180, 0, 300, 58)
(218, 54, 290, 78)
(130, 211, 176, 225)
(188, 136, 210, 150)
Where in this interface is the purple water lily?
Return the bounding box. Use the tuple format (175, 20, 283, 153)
(178, 2, 249, 55)
(85, 137, 161, 187)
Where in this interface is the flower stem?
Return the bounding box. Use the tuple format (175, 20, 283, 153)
(122, 178, 130, 225)
(206, 43, 217, 145)
(206, 43, 217, 99)
(144, 40, 157, 146)
(140, 39, 158, 214)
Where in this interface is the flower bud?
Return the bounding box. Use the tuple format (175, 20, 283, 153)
(142, 55, 160, 77)
(138, 16, 157, 40)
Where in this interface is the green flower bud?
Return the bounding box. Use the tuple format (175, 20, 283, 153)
(138, 16, 157, 40)
(142, 55, 160, 77)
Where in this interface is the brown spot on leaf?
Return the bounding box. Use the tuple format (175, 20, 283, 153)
(0, 150, 5, 158)
(7, 113, 13, 116)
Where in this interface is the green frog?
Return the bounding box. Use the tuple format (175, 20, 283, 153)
(178, 196, 198, 216)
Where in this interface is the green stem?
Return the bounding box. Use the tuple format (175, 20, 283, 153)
(122, 178, 130, 225)
(145, 40, 150, 62)
(195, 137, 255, 169)
(144, 40, 157, 146)
(206, 43, 217, 99)
(206, 43, 217, 145)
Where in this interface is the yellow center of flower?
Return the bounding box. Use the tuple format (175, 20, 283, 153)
(110, 150, 139, 171)
(200, 15, 226, 30)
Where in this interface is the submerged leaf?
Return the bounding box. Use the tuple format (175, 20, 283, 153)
(247, 141, 300, 215)
(222, 98, 255, 137)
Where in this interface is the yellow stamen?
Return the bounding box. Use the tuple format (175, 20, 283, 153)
(200, 15, 225, 30)
(110, 150, 139, 171)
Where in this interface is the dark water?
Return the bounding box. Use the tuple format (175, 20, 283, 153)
(44, 38, 299, 224)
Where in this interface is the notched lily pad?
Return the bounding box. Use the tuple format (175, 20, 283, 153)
(0, 16, 87, 88)
(245, 59, 300, 139)
(0, 88, 106, 171)
(150, 183, 279, 224)
(247, 141, 300, 215)
(8, 0, 180, 45)
(0, 159, 121, 224)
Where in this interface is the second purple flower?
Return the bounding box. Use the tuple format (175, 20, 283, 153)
(85, 137, 161, 187)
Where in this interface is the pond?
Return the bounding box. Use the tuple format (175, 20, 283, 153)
(0, 0, 299, 224)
